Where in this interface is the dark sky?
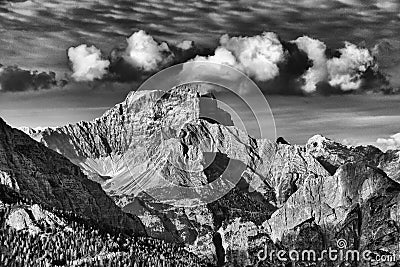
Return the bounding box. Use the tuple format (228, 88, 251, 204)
(0, 0, 399, 149)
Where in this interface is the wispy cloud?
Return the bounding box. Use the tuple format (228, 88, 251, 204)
(0, 0, 398, 74)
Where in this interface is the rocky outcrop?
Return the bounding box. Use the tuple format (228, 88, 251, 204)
(378, 149, 400, 182)
(261, 160, 400, 266)
(0, 170, 19, 191)
(264, 163, 398, 241)
(5, 204, 66, 234)
(217, 218, 261, 266)
(307, 135, 382, 172)
(307, 134, 400, 183)
(0, 118, 145, 234)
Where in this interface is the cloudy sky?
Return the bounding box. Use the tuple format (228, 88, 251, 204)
(0, 0, 399, 149)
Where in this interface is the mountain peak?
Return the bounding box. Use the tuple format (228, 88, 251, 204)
(15, 88, 400, 265)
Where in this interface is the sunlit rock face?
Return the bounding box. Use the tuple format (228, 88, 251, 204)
(22, 85, 400, 266)
(307, 134, 400, 182)
(24, 85, 325, 203)
(0, 170, 19, 191)
(378, 150, 400, 182)
(6, 204, 66, 234)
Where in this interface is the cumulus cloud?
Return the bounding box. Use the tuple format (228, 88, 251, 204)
(192, 32, 286, 82)
(1, 0, 399, 89)
(377, 133, 400, 151)
(253, 40, 310, 95)
(68, 44, 110, 82)
(178, 60, 251, 94)
(293, 36, 328, 93)
(123, 30, 174, 72)
(0, 65, 64, 92)
(293, 37, 378, 93)
(327, 42, 376, 91)
(107, 30, 184, 82)
(193, 47, 238, 66)
(180, 32, 288, 95)
(180, 33, 384, 95)
(66, 30, 388, 95)
(176, 40, 194, 50)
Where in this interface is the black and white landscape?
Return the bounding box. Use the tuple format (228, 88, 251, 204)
(1, 1, 400, 266)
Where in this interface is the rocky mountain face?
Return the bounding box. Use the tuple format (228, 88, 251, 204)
(0, 118, 145, 234)
(22, 85, 400, 266)
(4, 203, 66, 234)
